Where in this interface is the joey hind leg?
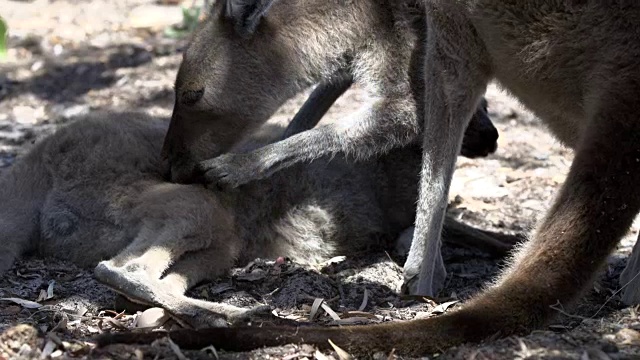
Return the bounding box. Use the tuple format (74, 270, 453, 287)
(95, 230, 265, 328)
(440, 216, 522, 257)
(101, 187, 232, 281)
(98, 222, 207, 283)
(94, 223, 223, 306)
(402, 7, 491, 296)
(396, 218, 521, 260)
(621, 232, 640, 305)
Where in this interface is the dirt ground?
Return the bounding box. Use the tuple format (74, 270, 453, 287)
(1, 1, 640, 359)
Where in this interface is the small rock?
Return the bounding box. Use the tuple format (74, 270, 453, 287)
(53, 44, 64, 56)
(520, 199, 544, 211)
(61, 105, 90, 119)
(88, 33, 111, 49)
(373, 351, 391, 360)
(552, 174, 566, 184)
(30, 60, 44, 72)
(136, 307, 170, 328)
(13, 105, 45, 125)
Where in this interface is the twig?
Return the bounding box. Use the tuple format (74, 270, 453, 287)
(591, 269, 640, 319)
(549, 270, 640, 322)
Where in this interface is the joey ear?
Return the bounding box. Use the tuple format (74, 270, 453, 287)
(224, 0, 276, 37)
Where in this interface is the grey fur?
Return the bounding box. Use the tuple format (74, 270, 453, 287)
(94, 2, 640, 356)
(162, 0, 499, 296)
(0, 111, 513, 328)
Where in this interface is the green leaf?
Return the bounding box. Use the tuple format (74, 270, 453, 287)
(0, 16, 7, 58)
(163, 5, 202, 39)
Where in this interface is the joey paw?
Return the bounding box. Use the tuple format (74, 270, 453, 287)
(197, 153, 259, 191)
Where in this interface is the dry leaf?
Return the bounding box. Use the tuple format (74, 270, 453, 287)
(46, 280, 55, 300)
(41, 340, 57, 359)
(201, 345, 219, 360)
(340, 311, 378, 320)
(282, 353, 302, 360)
(321, 303, 341, 321)
(328, 339, 352, 360)
(309, 298, 324, 321)
(167, 337, 188, 360)
(358, 289, 369, 312)
(134, 349, 144, 360)
(321, 256, 346, 267)
(36, 290, 48, 303)
(1, 297, 43, 309)
(314, 350, 333, 360)
(387, 348, 397, 360)
(431, 300, 459, 315)
(74, 305, 88, 317)
(328, 317, 373, 326)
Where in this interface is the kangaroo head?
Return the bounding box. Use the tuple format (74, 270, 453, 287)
(162, 0, 330, 183)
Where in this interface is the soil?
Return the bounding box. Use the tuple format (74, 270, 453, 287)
(1, 1, 640, 359)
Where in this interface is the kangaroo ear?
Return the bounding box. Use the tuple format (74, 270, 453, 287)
(224, 0, 276, 37)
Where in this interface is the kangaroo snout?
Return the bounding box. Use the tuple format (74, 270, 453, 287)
(163, 153, 201, 184)
(180, 88, 205, 106)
